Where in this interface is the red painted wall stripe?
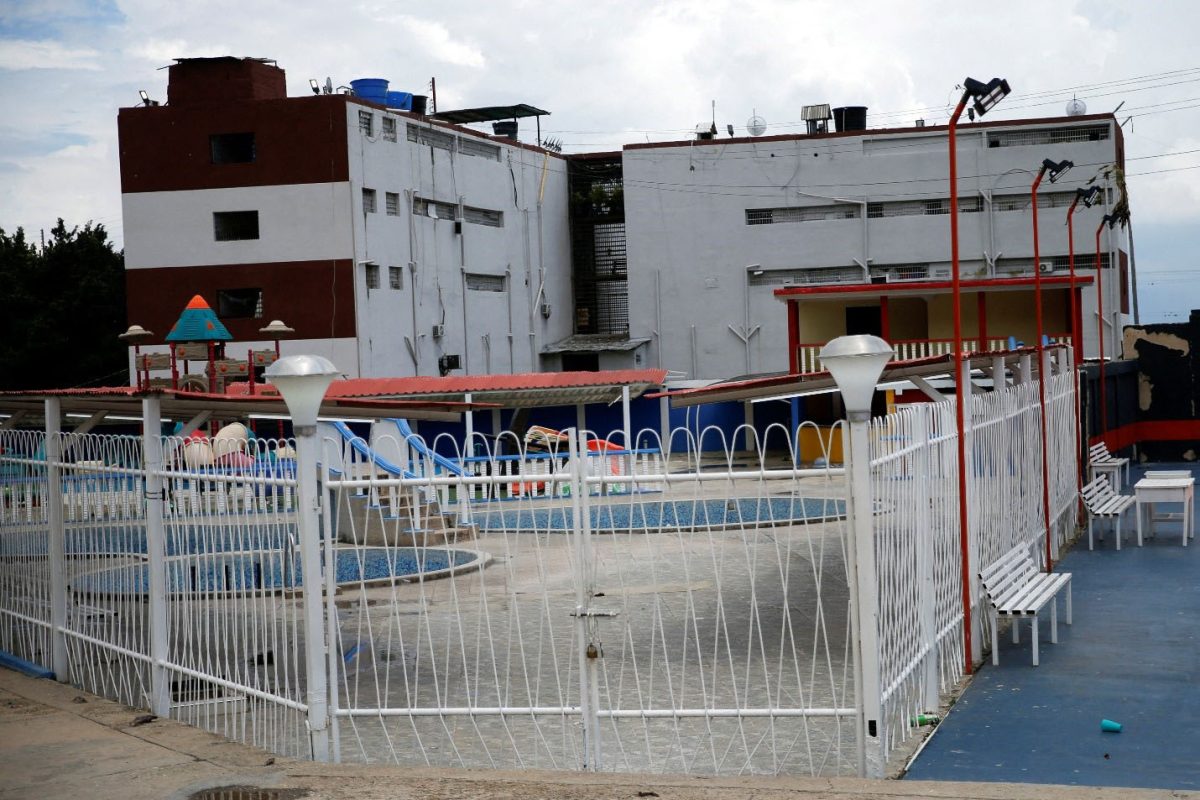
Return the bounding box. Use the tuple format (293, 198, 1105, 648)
(1091, 420, 1200, 452)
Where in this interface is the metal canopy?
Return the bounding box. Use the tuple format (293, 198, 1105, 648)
(430, 104, 550, 125)
(661, 348, 1060, 408)
(0, 387, 486, 424)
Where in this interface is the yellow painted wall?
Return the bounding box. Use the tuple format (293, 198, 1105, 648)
(795, 299, 884, 342)
(798, 425, 844, 464)
(887, 297, 928, 340)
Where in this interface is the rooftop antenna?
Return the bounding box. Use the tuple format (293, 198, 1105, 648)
(746, 109, 767, 136)
(323, 77, 333, 95)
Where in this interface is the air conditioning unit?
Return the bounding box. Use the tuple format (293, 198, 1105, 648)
(431, 324, 445, 339)
(1039, 262, 1053, 274)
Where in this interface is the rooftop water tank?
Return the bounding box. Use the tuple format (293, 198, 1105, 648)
(832, 106, 868, 132)
(350, 78, 389, 105)
(385, 91, 413, 111)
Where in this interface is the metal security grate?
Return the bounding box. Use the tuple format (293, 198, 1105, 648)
(463, 206, 503, 227)
(569, 156, 629, 334)
(382, 117, 397, 142)
(412, 197, 458, 220)
(867, 196, 982, 218)
(358, 110, 373, 137)
(993, 191, 1077, 213)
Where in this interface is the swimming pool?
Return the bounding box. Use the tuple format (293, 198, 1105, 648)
(69, 546, 486, 595)
(475, 496, 845, 533)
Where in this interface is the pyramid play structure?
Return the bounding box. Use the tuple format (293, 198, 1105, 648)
(166, 295, 233, 343)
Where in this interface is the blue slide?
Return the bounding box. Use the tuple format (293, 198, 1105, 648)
(325, 420, 419, 479)
(386, 418, 468, 477)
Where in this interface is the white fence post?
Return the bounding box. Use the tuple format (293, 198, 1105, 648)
(142, 396, 171, 716)
(43, 398, 69, 682)
(961, 356, 983, 666)
(294, 427, 331, 761)
(914, 408, 938, 711)
(569, 430, 602, 770)
(842, 419, 883, 778)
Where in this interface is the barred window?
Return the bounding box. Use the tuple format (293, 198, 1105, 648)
(213, 210, 259, 241)
(362, 188, 377, 213)
(406, 124, 455, 150)
(459, 137, 501, 160)
(358, 110, 373, 136)
(382, 117, 396, 142)
(465, 272, 506, 292)
(389, 266, 403, 289)
(987, 125, 1109, 148)
(745, 204, 858, 225)
(385, 192, 400, 216)
(463, 206, 503, 227)
(364, 263, 380, 289)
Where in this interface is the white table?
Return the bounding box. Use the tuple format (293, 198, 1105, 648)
(1134, 476, 1195, 546)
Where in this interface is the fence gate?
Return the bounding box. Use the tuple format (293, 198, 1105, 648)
(324, 425, 856, 775)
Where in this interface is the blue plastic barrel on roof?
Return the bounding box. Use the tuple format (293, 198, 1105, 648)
(385, 91, 413, 111)
(350, 78, 388, 104)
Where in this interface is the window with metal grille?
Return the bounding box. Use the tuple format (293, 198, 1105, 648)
(870, 263, 930, 281)
(385, 192, 400, 215)
(382, 117, 396, 142)
(358, 110, 373, 136)
(568, 155, 628, 335)
(463, 206, 503, 227)
(459, 137, 501, 161)
(745, 204, 859, 225)
(987, 125, 1109, 148)
(867, 197, 982, 218)
(389, 266, 403, 289)
(406, 124, 455, 150)
(465, 272, 506, 292)
(748, 266, 863, 286)
(364, 263, 380, 289)
(362, 188, 377, 213)
(213, 211, 259, 241)
(210, 132, 255, 164)
(993, 191, 1076, 212)
(412, 197, 458, 220)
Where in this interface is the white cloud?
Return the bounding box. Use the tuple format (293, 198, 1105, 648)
(0, 40, 102, 71)
(391, 15, 486, 69)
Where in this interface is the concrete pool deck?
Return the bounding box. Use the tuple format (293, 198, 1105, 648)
(1, 668, 1191, 800)
(905, 463, 1200, 791)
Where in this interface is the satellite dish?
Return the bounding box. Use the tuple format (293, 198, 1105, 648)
(323, 77, 333, 95)
(1066, 96, 1087, 116)
(747, 115, 767, 137)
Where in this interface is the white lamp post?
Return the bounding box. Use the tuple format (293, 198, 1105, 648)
(265, 354, 338, 761)
(819, 334, 892, 778)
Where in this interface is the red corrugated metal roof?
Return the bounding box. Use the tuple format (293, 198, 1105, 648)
(324, 369, 668, 399)
(774, 275, 1094, 299)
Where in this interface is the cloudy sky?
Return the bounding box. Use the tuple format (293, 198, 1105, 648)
(2, 0, 1198, 322)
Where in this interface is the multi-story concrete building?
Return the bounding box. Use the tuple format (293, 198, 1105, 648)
(120, 57, 573, 381)
(621, 111, 1127, 380)
(119, 58, 1129, 390)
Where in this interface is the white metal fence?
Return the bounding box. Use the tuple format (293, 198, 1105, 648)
(0, 363, 1078, 778)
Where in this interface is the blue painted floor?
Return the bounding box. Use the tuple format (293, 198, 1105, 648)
(906, 463, 1200, 790)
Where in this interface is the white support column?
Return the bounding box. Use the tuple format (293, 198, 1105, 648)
(294, 426, 331, 761)
(464, 392, 475, 457)
(44, 399, 69, 682)
(621, 385, 632, 481)
(659, 393, 670, 451)
(490, 408, 502, 442)
(575, 403, 587, 435)
(1019, 354, 1033, 384)
(991, 356, 1006, 388)
(142, 396, 170, 715)
(843, 416, 883, 778)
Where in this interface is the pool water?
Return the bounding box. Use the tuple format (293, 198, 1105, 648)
(475, 496, 844, 532)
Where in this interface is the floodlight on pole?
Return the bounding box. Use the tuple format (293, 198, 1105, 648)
(264, 354, 338, 432)
(962, 77, 1011, 117)
(947, 75, 1009, 673)
(1041, 158, 1074, 184)
(309, 78, 320, 95)
(1095, 214, 1115, 436)
(139, 89, 151, 106)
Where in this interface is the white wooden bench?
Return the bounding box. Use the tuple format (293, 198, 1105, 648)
(1089, 442, 1129, 491)
(979, 544, 1072, 666)
(1081, 475, 1136, 550)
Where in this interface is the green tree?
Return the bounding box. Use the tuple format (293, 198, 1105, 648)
(0, 220, 127, 390)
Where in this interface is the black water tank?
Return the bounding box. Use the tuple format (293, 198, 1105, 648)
(833, 106, 868, 132)
(492, 120, 518, 139)
(410, 94, 428, 115)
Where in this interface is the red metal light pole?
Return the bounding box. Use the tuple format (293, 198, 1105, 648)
(1030, 159, 1073, 572)
(948, 76, 1009, 674)
(1095, 215, 1114, 438)
(1066, 186, 1102, 513)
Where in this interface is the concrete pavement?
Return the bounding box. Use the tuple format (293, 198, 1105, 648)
(1, 668, 1193, 800)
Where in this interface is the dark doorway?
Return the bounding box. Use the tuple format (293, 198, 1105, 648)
(845, 306, 882, 336)
(561, 353, 600, 372)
